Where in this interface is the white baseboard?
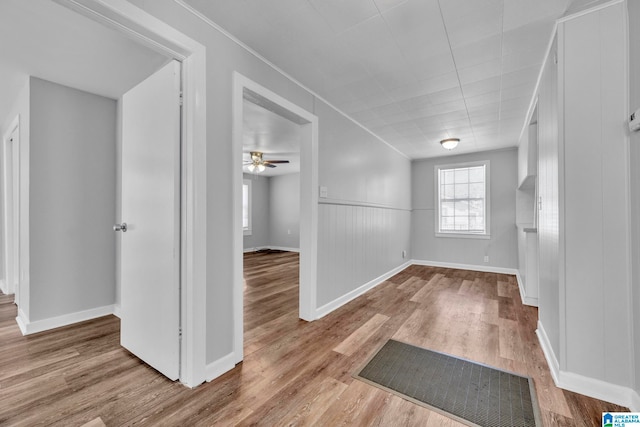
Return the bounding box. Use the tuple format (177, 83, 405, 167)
(268, 246, 300, 253)
(537, 320, 640, 410)
(0, 279, 6, 295)
(314, 261, 412, 319)
(314, 259, 519, 320)
(16, 308, 28, 335)
(630, 391, 640, 412)
(413, 259, 539, 306)
(411, 259, 519, 276)
(113, 304, 122, 318)
(17, 304, 115, 335)
(536, 321, 560, 384)
(558, 370, 638, 410)
(205, 351, 237, 382)
(515, 271, 538, 307)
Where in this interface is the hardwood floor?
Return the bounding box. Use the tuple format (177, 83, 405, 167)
(0, 252, 628, 426)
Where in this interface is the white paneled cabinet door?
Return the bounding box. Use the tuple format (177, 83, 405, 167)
(120, 60, 181, 380)
(537, 36, 561, 357)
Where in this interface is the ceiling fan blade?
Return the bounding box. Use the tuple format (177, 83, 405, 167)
(264, 160, 290, 164)
(264, 163, 277, 168)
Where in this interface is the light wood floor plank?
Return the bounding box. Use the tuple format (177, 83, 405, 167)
(333, 313, 390, 356)
(0, 252, 629, 426)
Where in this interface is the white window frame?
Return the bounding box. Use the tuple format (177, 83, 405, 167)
(434, 160, 490, 239)
(243, 179, 252, 236)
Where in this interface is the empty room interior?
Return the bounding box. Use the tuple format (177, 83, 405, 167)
(2, 0, 640, 425)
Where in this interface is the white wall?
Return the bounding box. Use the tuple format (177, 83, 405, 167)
(411, 148, 518, 270)
(243, 174, 270, 251)
(28, 77, 116, 321)
(269, 173, 299, 250)
(315, 101, 411, 308)
(243, 173, 301, 251)
(129, 0, 412, 366)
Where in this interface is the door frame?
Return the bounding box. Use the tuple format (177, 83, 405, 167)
(2, 116, 20, 298)
(232, 72, 319, 363)
(55, 0, 207, 387)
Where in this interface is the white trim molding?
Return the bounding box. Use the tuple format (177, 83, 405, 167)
(411, 259, 518, 276)
(315, 261, 412, 320)
(17, 304, 115, 335)
(16, 308, 28, 335)
(537, 320, 640, 410)
(55, 0, 208, 388)
(434, 160, 491, 240)
(174, 0, 408, 160)
(557, 0, 625, 24)
(205, 352, 237, 383)
(536, 321, 561, 384)
(515, 271, 539, 307)
(232, 72, 319, 367)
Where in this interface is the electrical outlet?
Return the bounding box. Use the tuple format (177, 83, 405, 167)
(319, 186, 328, 198)
(484, 255, 489, 263)
(402, 250, 406, 259)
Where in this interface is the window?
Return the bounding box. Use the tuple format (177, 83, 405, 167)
(243, 179, 252, 235)
(435, 161, 490, 238)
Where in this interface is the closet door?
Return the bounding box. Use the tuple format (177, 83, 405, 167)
(560, 3, 630, 382)
(536, 36, 561, 359)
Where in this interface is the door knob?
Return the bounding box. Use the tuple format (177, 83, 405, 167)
(113, 223, 127, 232)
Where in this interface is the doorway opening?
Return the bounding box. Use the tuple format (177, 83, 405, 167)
(33, 0, 208, 387)
(232, 74, 318, 363)
(241, 91, 304, 355)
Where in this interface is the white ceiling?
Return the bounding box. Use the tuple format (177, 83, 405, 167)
(0, 0, 604, 165)
(184, 0, 577, 159)
(242, 98, 302, 177)
(0, 0, 169, 128)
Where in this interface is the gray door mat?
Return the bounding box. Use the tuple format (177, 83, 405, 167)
(354, 340, 541, 427)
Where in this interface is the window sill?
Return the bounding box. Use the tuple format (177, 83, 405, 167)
(435, 232, 490, 240)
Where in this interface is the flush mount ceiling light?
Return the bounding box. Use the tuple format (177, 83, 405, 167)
(440, 138, 460, 150)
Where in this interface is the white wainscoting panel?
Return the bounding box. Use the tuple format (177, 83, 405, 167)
(316, 202, 411, 309)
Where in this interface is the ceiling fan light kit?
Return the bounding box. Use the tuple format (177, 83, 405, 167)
(440, 138, 460, 150)
(244, 151, 289, 173)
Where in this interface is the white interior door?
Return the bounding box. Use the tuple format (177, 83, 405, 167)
(120, 60, 181, 380)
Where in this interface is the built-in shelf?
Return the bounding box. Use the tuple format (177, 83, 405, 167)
(516, 112, 539, 307)
(518, 120, 538, 189)
(516, 223, 537, 233)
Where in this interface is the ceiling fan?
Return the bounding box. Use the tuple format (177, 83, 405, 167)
(244, 151, 289, 172)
